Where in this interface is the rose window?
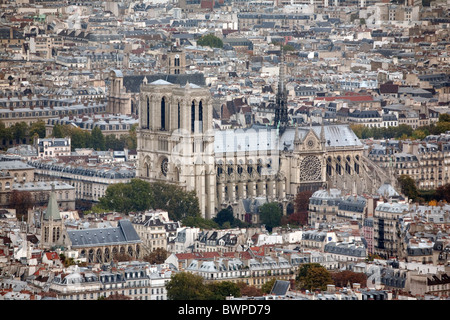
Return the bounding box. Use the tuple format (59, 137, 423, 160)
(300, 155, 321, 181)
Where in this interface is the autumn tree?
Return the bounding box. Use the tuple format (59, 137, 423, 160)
(436, 183, 450, 202)
(331, 270, 367, 288)
(292, 190, 313, 226)
(296, 263, 333, 291)
(9, 190, 34, 220)
(237, 282, 263, 297)
(143, 248, 168, 264)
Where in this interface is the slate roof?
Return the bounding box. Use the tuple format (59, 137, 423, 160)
(270, 280, 290, 296)
(67, 220, 141, 248)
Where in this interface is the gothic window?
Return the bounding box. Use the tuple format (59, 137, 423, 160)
(336, 156, 342, 175)
(199, 101, 203, 132)
(346, 156, 351, 174)
(227, 164, 233, 176)
(88, 249, 94, 263)
(161, 97, 166, 130)
(161, 158, 168, 177)
(237, 165, 243, 175)
(104, 248, 110, 261)
(177, 102, 181, 129)
(300, 155, 322, 181)
(327, 156, 332, 176)
(96, 249, 102, 263)
(146, 96, 150, 129)
(191, 101, 195, 133)
(217, 165, 223, 177)
(128, 246, 134, 258)
(257, 159, 263, 175)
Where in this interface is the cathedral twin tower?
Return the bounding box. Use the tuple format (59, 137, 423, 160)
(136, 49, 367, 220)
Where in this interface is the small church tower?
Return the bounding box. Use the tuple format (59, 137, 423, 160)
(166, 46, 186, 75)
(40, 184, 67, 249)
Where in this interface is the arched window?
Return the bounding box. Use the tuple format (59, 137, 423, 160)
(177, 102, 181, 129)
(199, 101, 203, 132)
(146, 96, 150, 129)
(161, 97, 166, 130)
(191, 101, 195, 133)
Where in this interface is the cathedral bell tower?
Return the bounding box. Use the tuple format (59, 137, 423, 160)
(137, 78, 216, 219)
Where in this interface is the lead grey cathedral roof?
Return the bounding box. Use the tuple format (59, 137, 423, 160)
(67, 220, 141, 248)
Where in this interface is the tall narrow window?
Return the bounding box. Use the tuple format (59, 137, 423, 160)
(161, 97, 166, 130)
(146, 96, 150, 129)
(199, 101, 203, 133)
(191, 101, 195, 133)
(178, 102, 181, 129)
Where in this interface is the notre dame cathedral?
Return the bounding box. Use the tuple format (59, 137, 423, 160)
(136, 49, 387, 220)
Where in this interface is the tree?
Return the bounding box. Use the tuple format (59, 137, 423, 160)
(206, 281, 241, 300)
(9, 190, 34, 220)
(296, 263, 333, 291)
(91, 126, 105, 151)
(97, 178, 153, 214)
(237, 282, 263, 297)
(29, 120, 46, 139)
(197, 34, 223, 48)
(436, 183, 450, 202)
(166, 272, 212, 300)
(143, 248, 168, 264)
(259, 202, 282, 232)
(397, 174, 418, 201)
(214, 207, 235, 227)
(151, 181, 200, 221)
(293, 190, 313, 226)
(331, 270, 367, 288)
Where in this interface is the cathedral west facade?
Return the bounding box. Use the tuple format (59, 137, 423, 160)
(136, 51, 380, 220)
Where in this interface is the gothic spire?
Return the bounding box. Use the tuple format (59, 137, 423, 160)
(274, 44, 289, 135)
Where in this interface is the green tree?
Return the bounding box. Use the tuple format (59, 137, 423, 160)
(151, 181, 200, 221)
(10, 121, 28, 142)
(98, 178, 153, 214)
(259, 202, 282, 232)
(91, 126, 105, 151)
(166, 272, 212, 300)
(29, 120, 46, 139)
(182, 215, 219, 229)
(398, 174, 419, 201)
(296, 263, 333, 291)
(197, 34, 223, 48)
(51, 124, 65, 138)
(206, 281, 242, 300)
(214, 207, 235, 227)
(105, 134, 125, 150)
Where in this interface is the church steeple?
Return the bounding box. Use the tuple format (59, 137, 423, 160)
(43, 183, 61, 221)
(274, 45, 289, 135)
